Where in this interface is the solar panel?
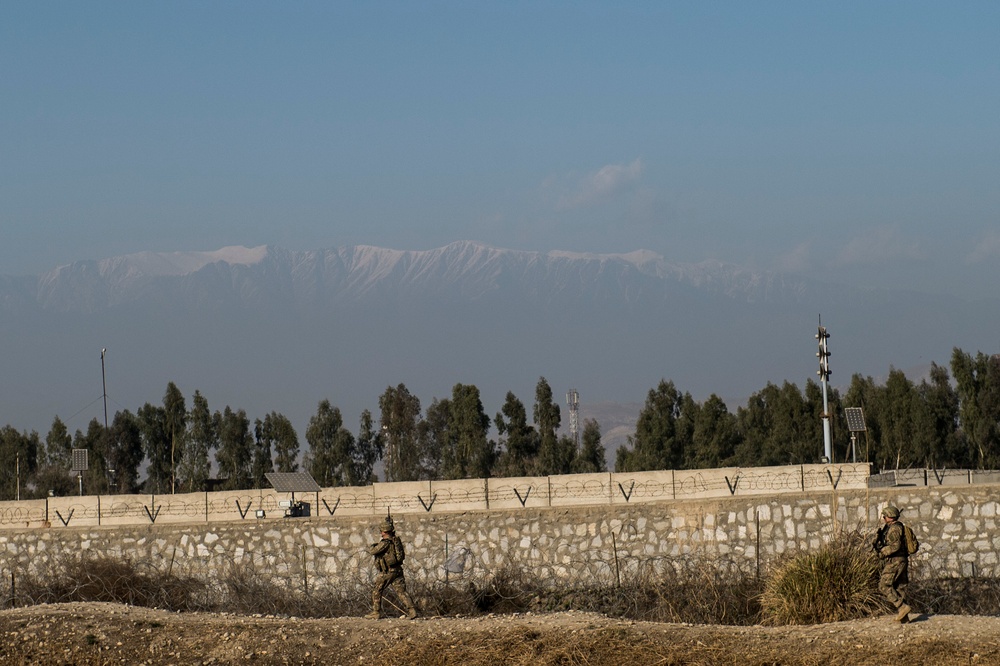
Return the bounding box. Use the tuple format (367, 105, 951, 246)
(844, 407, 867, 432)
(265, 472, 321, 493)
(71, 449, 89, 472)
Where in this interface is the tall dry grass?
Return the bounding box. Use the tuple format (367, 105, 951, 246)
(759, 530, 884, 625)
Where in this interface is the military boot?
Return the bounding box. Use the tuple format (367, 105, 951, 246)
(895, 604, 911, 623)
(364, 611, 382, 620)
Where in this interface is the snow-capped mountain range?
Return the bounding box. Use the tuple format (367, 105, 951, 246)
(1, 241, 996, 460)
(9, 241, 822, 314)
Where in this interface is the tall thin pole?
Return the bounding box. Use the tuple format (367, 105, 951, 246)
(816, 318, 833, 462)
(100, 348, 109, 431)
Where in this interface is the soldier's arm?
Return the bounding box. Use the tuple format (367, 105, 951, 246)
(879, 524, 903, 557)
(368, 538, 392, 556)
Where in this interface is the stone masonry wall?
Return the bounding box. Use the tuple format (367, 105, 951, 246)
(1, 484, 998, 595)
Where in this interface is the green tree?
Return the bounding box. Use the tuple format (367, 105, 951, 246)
(616, 380, 691, 472)
(951, 348, 1000, 469)
(163, 382, 187, 493)
(353, 409, 381, 485)
(74, 419, 109, 495)
(250, 419, 275, 489)
(34, 416, 75, 497)
(180, 391, 216, 492)
(572, 418, 607, 473)
(262, 412, 300, 474)
(843, 374, 884, 467)
(417, 398, 451, 480)
(379, 384, 423, 482)
(443, 383, 493, 479)
(734, 381, 815, 466)
(687, 394, 740, 469)
(137, 402, 170, 493)
(304, 400, 356, 487)
(494, 391, 539, 477)
(108, 410, 144, 494)
(215, 407, 252, 490)
(534, 377, 568, 475)
(0, 426, 39, 500)
(917, 363, 964, 467)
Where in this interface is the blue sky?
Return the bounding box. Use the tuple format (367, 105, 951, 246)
(3, 2, 999, 298)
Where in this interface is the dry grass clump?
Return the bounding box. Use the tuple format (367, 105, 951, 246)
(8, 555, 207, 611)
(759, 530, 884, 625)
(214, 558, 369, 618)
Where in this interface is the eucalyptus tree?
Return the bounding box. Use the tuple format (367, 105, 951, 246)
(180, 390, 216, 492)
(417, 398, 451, 480)
(378, 384, 422, 482)
(0, 425, 39, 500)
(443, 383, 493, 480)
(878, 368, 921, 470)
(951, 348, 1000, 469)
(34, 416, 74, 497)
(44, 416, 72, 469)
(304, 400, 357, 487)
(215, 406, 253, 490)
(137, 402, 170, 493)
(533, 377, 566, 475)
(108, 410, 144, 494)
(615, 380, 692, 472)
(256, 411, 299, 474)
(74, 418, 109, 495)
(494, 391, 538, 477)
(251, 419, 275, 489)
(734, 381, 813, 467)
(572, 418, 607, 474)
(687, 394, 739, 469)
(842, 374, 884, 467)
(916, 362, 964, 468)
(163, 382, 187, 494)
(353, 409, 381, 485)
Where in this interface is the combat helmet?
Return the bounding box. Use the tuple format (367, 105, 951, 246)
(881, 505, 901, 519)
(378, 515, 395, 534)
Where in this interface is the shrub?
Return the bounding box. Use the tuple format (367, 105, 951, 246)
(760, 530, 884, 625)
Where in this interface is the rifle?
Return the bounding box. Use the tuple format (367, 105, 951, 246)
(872, 524, 887, 555)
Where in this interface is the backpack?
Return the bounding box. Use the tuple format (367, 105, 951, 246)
(392, 536, 406, 564)
(902, 523, 920, 555)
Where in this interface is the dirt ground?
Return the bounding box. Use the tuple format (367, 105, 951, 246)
(1, 602, 999, 666)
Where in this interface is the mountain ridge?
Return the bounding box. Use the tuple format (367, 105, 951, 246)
(6, 240, 837, 314)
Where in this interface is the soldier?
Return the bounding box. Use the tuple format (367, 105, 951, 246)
(874, 505, 912, 623)
(365, 515, 418, 620)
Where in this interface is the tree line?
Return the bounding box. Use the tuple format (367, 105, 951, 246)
(1, 348, 998, 499)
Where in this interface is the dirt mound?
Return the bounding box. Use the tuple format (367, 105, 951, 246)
(2, 602, 999, 665)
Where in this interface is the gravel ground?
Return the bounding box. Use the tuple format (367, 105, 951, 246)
(2, 602, 999, 665)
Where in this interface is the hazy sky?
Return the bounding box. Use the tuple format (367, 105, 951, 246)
(3, 2, 999, 298)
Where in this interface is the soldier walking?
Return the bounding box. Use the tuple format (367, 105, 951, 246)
(366, 515, 418, 620)
(874, 505, 912, 623)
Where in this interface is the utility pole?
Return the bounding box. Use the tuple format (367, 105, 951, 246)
(815, 317, 833, 462)
(101, 348, 109, 431)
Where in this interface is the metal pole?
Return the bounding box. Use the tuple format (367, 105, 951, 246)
(100, 348, 108, 431)
(821, 372, 833, 462)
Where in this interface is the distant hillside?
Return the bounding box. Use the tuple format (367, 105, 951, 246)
(1, 241, 997, 461)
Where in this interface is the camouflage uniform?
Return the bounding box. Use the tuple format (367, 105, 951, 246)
(876, 506, 911, 623)
(365, 517, 417, 620)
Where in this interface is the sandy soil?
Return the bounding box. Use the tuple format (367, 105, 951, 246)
(1, 602, 999, 665)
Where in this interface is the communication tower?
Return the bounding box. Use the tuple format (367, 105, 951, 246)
(566, 389, 580, 450)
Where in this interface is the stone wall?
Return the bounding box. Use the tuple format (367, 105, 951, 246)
(1, 482, 997, 594)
